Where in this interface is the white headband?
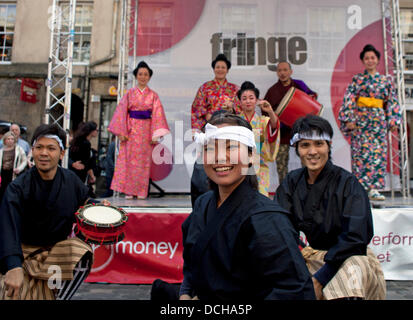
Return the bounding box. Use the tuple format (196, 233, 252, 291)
(194, 123, 256, 148)
(33, 134, 65, 150)
(290, 130, 332, 146)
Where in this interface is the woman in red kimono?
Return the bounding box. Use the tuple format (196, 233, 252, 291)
(191, 54, 240, 131)
(108, 61, 170, 199)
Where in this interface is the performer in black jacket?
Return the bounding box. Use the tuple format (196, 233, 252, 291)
(180, 112, 315, 300)
(275, 114, 386, 300)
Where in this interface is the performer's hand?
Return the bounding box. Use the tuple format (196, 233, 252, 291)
(119, 135, 128, 142)
(101, 199, 111, 206)
(13, 168, 20, 175)
(27, 158, 34, 168)
(258, 99, 274, 115)
(72, 160, 85, 170)
(4, 267, 24, 300)
(179, 294, 192, 300)
(346, 122, 356, 130)
(312, 277, 323, 300)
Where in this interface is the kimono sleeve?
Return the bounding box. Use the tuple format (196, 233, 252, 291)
(66, 170, 91, 213)
(261, 117, 280, 163)
(0, 182, 25, 273)
(384, 76, 402, 129)
(108, 90, 130, 137)
(275, 177, 295, 218)
(191, 85, 208, 130)
(244, 212, 315, 300)
(150, 92, 170, 140)
(338, 75, 359, 134)
(323, 177, 373, 265)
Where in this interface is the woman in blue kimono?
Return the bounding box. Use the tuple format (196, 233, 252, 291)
(338, 44, 401, 201)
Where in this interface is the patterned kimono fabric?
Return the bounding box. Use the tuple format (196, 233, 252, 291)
(240, 112, 279, 197)
(108, 87, 170, 197)
(338, 70, 401, 191)
(191, 79, 240, 130)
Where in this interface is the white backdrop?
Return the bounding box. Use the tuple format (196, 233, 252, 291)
(130, 0, 385, 192)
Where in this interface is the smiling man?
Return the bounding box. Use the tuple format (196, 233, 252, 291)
(0, 124, 101, 300)
(275, 115, 386, 300)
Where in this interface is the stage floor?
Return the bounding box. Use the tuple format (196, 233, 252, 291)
(100, 192, 413, 210)
(102, 194, 192, 211)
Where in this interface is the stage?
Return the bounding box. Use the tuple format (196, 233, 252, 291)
(85, 193, 413, 284)
(104, 194, 192, 211)
(103, 192, 413, 210)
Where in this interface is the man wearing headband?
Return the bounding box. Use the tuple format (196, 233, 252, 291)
(275, 115, 386, 300)
(0, 124, 107, 300)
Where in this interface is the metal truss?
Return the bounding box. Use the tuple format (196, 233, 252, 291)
(114, 0, 139, 196)
(45, 0, 77, 167)
(117, 0, 138, 103)
(382, 0, 410, 198)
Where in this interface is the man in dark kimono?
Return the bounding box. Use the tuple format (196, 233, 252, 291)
(0, 124, 104, 300)
(264, 61, 318, 185)
(275, 115, 386, 300)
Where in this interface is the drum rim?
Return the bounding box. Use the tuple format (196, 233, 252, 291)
(75, 203, 128, 228)
(275, 87, 295, 116)
(74, 225, 125, 245)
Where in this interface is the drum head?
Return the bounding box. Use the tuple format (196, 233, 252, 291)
(275, 87, 295, 116)
(83, 206, 122, 224)
(76, 204, 127, 228)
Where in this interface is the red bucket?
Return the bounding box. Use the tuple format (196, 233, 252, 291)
(275, 87, 323, 127)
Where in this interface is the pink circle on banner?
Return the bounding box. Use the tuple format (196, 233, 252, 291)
(330, 19, 398, 174)
(150, 143, 173, 181)
(130, 0, 206, 56)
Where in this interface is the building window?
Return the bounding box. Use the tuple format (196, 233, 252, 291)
(61, 2, 93, 64)
(401, 8, 413, 72)
(307, 6, 347, 71)
(0, 3, 16, 63)
(220, 4, 257, 67)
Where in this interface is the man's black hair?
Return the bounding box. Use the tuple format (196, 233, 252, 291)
(31, 123, 67, 149)
(291, 115, 333, 159)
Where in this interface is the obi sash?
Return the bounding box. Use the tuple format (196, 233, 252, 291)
(128, 110, 152, 119)
(357, 97, 383, 109)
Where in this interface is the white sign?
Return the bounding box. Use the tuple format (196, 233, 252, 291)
(370, 208, 413, 280)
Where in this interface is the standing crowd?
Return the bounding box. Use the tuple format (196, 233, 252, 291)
(0, 43, 401, 300)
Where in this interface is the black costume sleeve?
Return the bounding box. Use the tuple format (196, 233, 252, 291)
(323, 177, 373, 265)
(0, 182, 24, 273)
(244, 212, 315, 300)
(180, 212, 194, 297)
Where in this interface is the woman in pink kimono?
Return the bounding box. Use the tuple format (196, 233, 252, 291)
(108, 61, 170, 199)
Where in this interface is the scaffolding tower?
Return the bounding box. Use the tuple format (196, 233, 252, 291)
(45, 0, 77, 167)
(113, 0, 139, 197)
(382, 0, 410, 198)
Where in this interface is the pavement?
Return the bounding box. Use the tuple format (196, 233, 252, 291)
(72, 281, 413, 300)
